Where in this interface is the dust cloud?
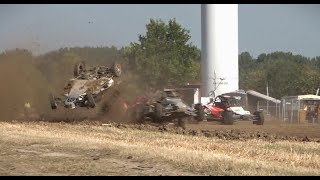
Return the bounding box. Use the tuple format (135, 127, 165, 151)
(0, 48, 151, 123)
(0, 50, 51, 121)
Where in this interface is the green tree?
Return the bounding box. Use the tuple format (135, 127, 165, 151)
(123, 18, 200, 89)
(239, 52, 253, 67)
(239, 51, 320, 99)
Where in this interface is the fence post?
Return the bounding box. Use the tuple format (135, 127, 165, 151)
(298, 100, 300, 124)
(291, 100, 294, 123)
(281, 100, 283, 122)
(275, 103, 278, 120)
(284, 100, 285, 122)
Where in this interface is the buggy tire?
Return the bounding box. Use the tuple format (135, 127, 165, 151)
(49, 93, 57, 110)
(153, 103, 162, 122)
(86, 92, 96, 108)
(74, 61, 86, 77)
(177, 118, 186, 129)
(133, 104, 145, 123)
(194, 104, 205, 121)
(112, 63, 122, 77)
(223, 111, 234, 125)
(253, 111, 264, 125)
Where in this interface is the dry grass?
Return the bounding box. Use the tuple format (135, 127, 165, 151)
(1, 121, 320, 175)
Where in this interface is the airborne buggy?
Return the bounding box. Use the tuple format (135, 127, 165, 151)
(49, 61, 122, 110)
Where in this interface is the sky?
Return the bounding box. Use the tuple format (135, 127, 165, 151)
(0, 4, 320, 58)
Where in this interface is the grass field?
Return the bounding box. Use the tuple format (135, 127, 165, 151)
(0, 121, 320, 176)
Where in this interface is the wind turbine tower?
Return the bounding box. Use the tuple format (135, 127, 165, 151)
(201, 4, 239, 97)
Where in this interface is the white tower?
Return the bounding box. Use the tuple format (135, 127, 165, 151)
(201, 4, 239, 97)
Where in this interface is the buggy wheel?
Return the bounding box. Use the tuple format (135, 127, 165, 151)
(86, 92, 96, 108)
(253, 111, 264, 125)
(74, 61, 86, 77)
(112, 63, 122, 77)
(153, 103, 162, 122)
(222, 111, 234, 125)
(49, 93, 57, 110)
(133, 104, 145, 123)
(194, 104, 205, 121)
(177, 118, 186, 129)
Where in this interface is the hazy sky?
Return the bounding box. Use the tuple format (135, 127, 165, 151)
(0, 4, 319, 58)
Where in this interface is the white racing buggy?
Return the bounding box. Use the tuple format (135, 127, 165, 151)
(49, 61, 122, 109)
(220, 91, 265, 125)
(229, 106, 251, 120)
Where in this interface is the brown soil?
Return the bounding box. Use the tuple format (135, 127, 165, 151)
(62, 119, 320, 143)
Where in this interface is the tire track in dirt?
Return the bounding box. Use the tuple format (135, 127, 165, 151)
(68, 120, 320, 143)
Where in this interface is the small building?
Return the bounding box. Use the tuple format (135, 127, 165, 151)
(281, 95, 320, 124)
(246, 90, 281, 118)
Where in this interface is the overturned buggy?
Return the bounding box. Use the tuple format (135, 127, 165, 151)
(49, 61, 122, 109)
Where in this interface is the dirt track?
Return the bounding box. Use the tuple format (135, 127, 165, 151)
(65, 119, 320, 143)
(186, 120, 320, 140)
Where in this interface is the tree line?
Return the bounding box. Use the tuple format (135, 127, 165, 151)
(239, 51, 320, 99)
